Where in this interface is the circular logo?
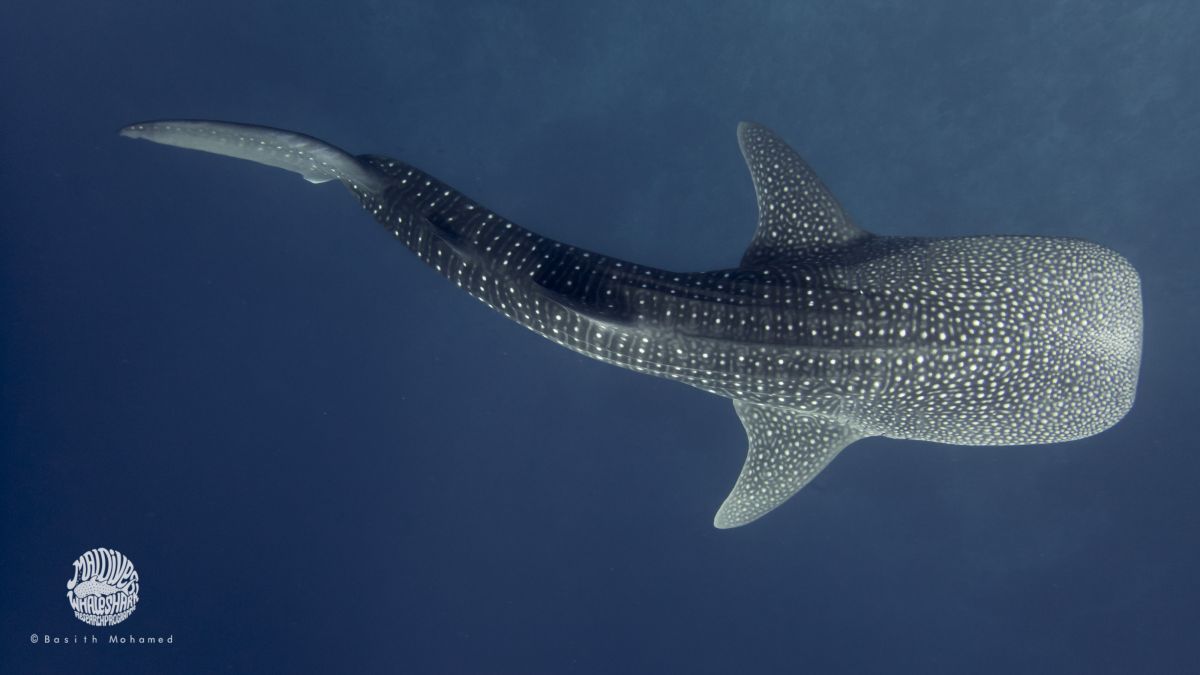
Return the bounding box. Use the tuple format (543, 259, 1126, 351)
(66, 548, 139, 626)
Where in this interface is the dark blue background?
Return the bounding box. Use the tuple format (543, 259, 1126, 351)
(3, 1, 1197, 673)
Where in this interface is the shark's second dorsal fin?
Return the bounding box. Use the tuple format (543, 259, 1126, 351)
(737, 122, 869, 267)
(714, 400, 864, 528)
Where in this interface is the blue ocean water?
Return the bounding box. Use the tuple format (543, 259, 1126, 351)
(2, 1, 1197, 673)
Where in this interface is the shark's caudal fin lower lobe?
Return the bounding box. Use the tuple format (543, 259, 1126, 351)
(119, 120, 386, 194)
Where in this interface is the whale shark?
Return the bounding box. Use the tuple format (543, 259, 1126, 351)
(120, 120, 1143, 528)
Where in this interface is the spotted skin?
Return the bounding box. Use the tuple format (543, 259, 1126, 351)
(737, 122, 869, 264)
(121, 120, 1143, 528)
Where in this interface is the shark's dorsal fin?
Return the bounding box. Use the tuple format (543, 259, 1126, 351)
(714, 400, 864, 528)
(737, 122, 869, 267)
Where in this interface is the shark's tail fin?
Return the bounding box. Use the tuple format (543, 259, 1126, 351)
(119, 120, 386, 194)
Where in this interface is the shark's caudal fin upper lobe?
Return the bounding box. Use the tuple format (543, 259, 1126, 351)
(120, 120, 387, 194)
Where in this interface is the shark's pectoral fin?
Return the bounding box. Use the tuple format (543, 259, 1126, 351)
(736, 122, 871, 267)
(714, 400, 864, 529)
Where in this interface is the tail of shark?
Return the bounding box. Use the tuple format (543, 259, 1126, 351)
(119, 120, 386, 194)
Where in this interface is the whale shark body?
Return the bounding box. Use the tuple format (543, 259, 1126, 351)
(121, 120, 1142, 527)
